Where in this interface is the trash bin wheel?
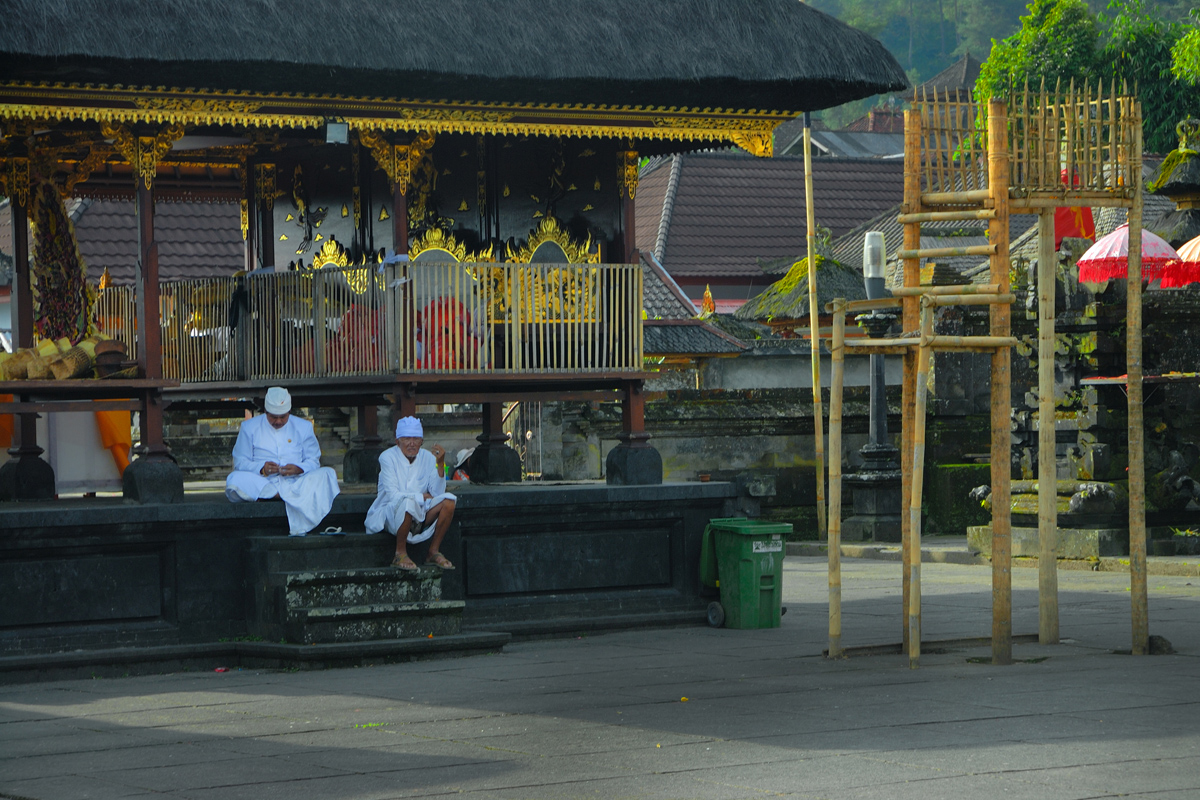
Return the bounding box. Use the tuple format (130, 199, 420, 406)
(707, 601, 725, 628)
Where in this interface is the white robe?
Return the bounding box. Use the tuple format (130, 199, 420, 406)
(364, 446, 456, 543)
(225, 414, 340, 535)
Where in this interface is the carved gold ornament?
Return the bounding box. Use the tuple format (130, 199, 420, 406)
(731, 132, 773, 157)
(506, 216, 600, 264)
(101, 122, 185, 189)
(408, 228, 467, 262)
(618, 150, 639, 200)
(360, 129, 436, 194)
(1, 82, 791, 150)
(255, 164, 277, 210)
(311, 238, 350, 269)
(3, 157, 31, 208)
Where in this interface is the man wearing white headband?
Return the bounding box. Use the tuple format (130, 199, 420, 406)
(364, 415, 457, 570)
(225, 387, 340, 536)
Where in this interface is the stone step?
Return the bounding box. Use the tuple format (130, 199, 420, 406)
(247, 533, 395, 576)
(283, 567, 443, 609)
(287, 600, 465, 644)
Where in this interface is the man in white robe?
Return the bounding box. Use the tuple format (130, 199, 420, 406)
(365, 416, 457, 570)
(225, 386, 340, 536)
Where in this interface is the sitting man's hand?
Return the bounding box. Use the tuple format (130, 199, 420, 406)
(261, 461, 280, 476)
(430, 444, 446, 465)
(279, 463, 303, 477)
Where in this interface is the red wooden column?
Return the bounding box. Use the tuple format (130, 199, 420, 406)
(0, 158, 56, 500)
(120, 129, 184, 503)
(606, 379, 661, 485)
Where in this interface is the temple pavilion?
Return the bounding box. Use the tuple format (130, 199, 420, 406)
(0, 0, 906, 501)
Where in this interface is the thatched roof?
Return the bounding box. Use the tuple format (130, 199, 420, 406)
(734, 254, 865, 322)
(0, 1, 907, 111)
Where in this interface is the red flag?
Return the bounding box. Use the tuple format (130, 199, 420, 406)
(1054, 205, 1095, 250)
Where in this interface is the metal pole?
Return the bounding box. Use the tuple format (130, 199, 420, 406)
(803, 112, 827, 541)
(1037, 210, 1060, 643)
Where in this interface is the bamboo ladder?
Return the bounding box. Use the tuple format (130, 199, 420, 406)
(827, 84, 1149, 664)
(826, 91, 1017, 666)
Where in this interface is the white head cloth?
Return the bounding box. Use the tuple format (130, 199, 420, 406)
(264, 386, 292, 415)
(395, 416, 423, 438)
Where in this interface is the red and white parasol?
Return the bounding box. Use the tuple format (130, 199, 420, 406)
(1075, 224, 1180, 284)
(1160, 233, 1200, 288)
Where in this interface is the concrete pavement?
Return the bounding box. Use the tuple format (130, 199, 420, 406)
(2, 555, 1198, 799)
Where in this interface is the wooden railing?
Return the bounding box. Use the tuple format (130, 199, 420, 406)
(91, 262, 643, 382)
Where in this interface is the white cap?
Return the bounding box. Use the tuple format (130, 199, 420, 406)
(863, 231, 886, 280)
(264, 386, 292, 415)
(395, 416, 423, 438)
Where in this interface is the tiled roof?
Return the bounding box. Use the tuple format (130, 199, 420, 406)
(844, 109, 905, 133)
(71, 199, 244, 285)
(636, 151, 904, 280)
(641, 251, 696, 320)
(913, 53, 982, 98)
(643, 319, 748, 356)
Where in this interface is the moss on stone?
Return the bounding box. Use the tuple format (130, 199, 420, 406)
(924, 463, 991, 535)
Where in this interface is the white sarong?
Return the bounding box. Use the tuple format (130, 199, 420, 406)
(224, 414, 340, 535)
(364, 446, 456, 543)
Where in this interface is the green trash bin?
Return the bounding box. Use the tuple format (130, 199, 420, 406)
(701, 517, 791, 629)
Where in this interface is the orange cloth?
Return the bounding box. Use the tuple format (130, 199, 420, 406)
(1054, 206, 1095, 250)
(94, 408, 132, 474)
(0, 395, 12, 451)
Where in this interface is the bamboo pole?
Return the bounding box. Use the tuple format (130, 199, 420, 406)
(908, 302, 935, 668)
(901, 109, 923, 650)
(1128, 102, 1149, 656)
(1037, 209, 1060, 644)
(988, 97, 1014, 666)
(804, 115, 827, 541)
(828, 301, 845, 659)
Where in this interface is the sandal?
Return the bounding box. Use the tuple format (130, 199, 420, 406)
(390, 553, 418, 571)
(426, 552, 455, 570)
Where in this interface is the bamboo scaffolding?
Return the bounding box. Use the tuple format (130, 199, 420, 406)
(804, 119, 827, 541)
(900, 109, 923, 650)
(828, 301, 845, 658)
(1128, 106, 1148, 656)
(908, 302, 935, 668)
(1037, 209, 1060, 644)
(988, 98, 1013, 666)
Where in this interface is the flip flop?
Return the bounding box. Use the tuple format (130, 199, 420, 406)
(319, 526, 345, 535)
(391, 553, 418, 571)
(426, 552, 455, 570)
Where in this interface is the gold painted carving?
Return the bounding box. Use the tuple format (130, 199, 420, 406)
(731, 132, 773, 157)
(101, 122, 185, 188)
(618, 150, 639, 200)
(311, 238, 350, 269)
(506, 216, 600, 264)
(4, 157, 30, 208)
(408, 228, 467, 262)
(360, 129, 436, 194)
(255, 164, 277, 210)
(136, 96, 264, 122)
(62, 141, 113, 195)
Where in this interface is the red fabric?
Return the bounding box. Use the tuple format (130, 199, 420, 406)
(1076, 224, 1180, 284)
(419, 298, 479, 370)
(1054, 206, 1095, 250)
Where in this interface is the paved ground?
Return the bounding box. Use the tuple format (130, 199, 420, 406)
(2, 555, 1198, 800)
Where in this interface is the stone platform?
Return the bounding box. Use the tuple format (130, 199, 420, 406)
(0, 480, 738, 675)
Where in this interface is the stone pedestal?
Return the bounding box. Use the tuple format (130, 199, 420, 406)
(0, 454, 56, 501)
(343, 445, 387, 484)
(468, 442, 522, 483)
(606, 443, 663, 486)
(122, 456, 185, 504)
(842, 442, 902, 543)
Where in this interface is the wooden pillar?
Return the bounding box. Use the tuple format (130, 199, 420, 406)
(900, 109, 923, 648)
(393, 181, 408, 254)
(257, 164, 276, 271)
(134, 173, 169, 458)
(396, 383, 417, 420)
(987, 99, 1013, 666)
(7, 186, 42, 459)
(242, 163, 256, 273)
(1127, 107, 1148, 656)
(1037, 210, 1060, 644)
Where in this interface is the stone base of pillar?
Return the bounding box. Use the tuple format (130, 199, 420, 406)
(843, 514, 903, 543)
(469, 444, 522, 484)
(605, 444, 662, 486)
(844, 470, 902, 542)
(343, 445, 387, 484)
(122, 457, 185, 504)
(0, 455, 56, 501)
